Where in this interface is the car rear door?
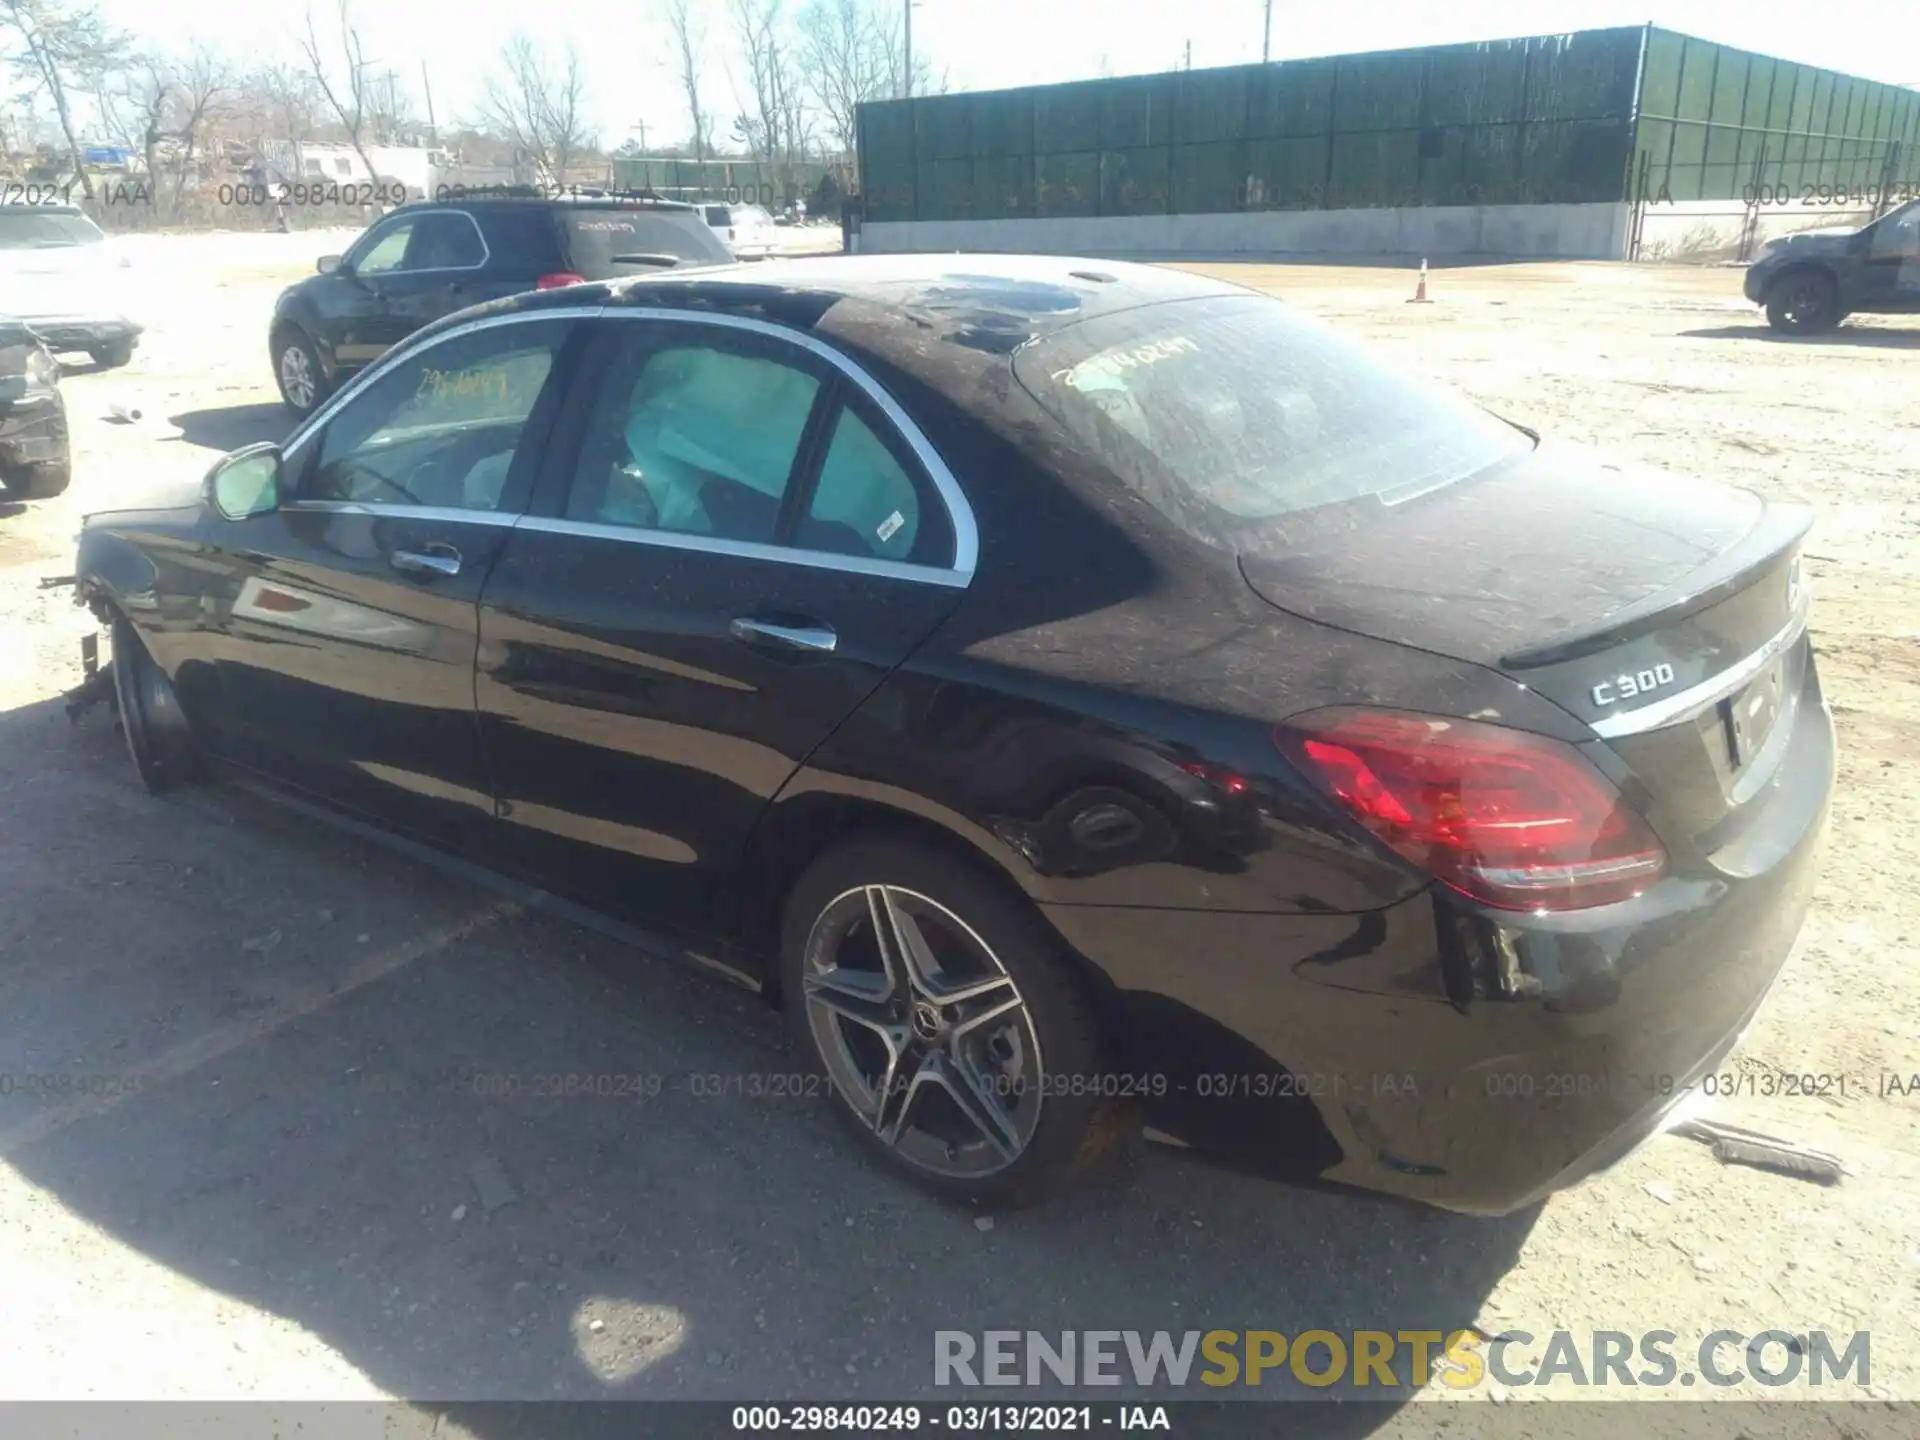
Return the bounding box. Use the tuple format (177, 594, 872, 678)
(474, 311, 973, 948)
(201, 313, 587, 852)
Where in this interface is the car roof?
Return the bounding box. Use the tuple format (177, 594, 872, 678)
(396, 190, 700, 214)
(601, 253, 1247, 342)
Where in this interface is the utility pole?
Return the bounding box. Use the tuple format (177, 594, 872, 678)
(1184, 39, 1192, 70)
(1263, 0, 1272, 64)
(903, 0, 913, 99)
(421, 62, 437, 145)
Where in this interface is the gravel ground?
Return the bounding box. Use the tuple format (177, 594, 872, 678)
(0, 235, 1914, 1427)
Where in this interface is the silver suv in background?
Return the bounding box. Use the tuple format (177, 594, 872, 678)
(702, 202, 778, 260)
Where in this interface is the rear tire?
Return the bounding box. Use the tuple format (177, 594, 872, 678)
(273, 328, 329, 416)
(0, 460, 69, 500)
(782, 835, 1131, 1210)
(1765, 270, 1841, 334)
(88, 339, 135, 369)
(110, 616, 198, 792)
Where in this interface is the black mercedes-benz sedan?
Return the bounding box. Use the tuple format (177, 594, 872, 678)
(72, 256, 1833, 1215)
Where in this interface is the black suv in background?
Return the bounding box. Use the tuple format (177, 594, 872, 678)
(268, 192, 735, 414)
(1743, 196, 1920, 334)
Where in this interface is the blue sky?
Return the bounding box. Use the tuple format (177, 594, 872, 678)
(95, 0, 1920, 149)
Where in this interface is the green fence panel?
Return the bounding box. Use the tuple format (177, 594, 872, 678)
(1327, 129, 1421, 207)
(1640, 30, 1686, 120)
(1674, 37, 1718, 122)
(1101, 75, 1174, 149)
(1334, 53, 1425, 132)
(1035, 150, 1100, 216)
(1172, 139, 1248, 211)
(1520, 118, 1630, 202)
(915, 95, 972, 161)
(971, 91, 1034, 156)
(1100, 146, 1171, 214)
(1707, 48, 1749, 127)
(1176, 68, 1249, 144)
(1251, 58, 1336, 138)
(1704, 121, 1740, 165)
(1524, 29, 1640, 122)
(971, 154, 1033, 217)
(1034, 82, 1103, 154)
(1423, 42, 1529, 127)
(913, 156, 972, 220)
(1246, 134, 1328, 208)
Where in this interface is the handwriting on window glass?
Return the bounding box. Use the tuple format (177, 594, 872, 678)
(417, 366, 513, 407)
(1051, 336, 1200, 390)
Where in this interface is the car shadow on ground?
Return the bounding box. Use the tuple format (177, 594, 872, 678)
(0, 693, 1540, 1429)
(169, 403, 298, 453)
(1680, 323, 1920, 349)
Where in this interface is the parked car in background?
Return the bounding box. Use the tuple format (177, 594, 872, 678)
(0, 204, 141, 369)
(1744, 197, 1920, 333)
(268, 191, 734, 415)
(0, 314, 69, 499)
(81, 256, 1830, 1215)
(702, 202, 779, 260)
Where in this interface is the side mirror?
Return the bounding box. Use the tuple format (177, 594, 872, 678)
(207, 443, 283, 521)
(317, 254, 344, 275)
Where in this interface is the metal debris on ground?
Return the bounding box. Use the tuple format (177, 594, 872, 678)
(470, 1155, 521, 1212)
(1673, 1118, 1846, 1185)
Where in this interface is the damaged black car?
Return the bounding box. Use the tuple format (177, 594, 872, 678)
(0, 315, 70, 500)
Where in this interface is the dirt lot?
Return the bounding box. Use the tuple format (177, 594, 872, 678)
(0, 235, 1915, 1424)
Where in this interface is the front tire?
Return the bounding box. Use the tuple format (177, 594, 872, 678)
(782, 836, 1130, 1210)
(1765, 270, 1841, 334)
(109, 616, 198, 792)
(0, 460, 69, 499)
(273, 328, 330, 416)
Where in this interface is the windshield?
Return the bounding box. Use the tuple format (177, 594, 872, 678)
(1014, 293, 1530, 549)
(562, 209, 729, 276)
(0, 209, 106, 249)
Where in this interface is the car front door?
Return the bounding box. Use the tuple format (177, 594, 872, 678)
(474, 313, 973, 955)
(1857, 202, 1920, 312)
(376, 209, 503, 336)
(198, 314, 586, 851)
(316, 213, 422, 370)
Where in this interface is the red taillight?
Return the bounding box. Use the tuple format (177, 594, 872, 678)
(1276, 708, 1666, 911)
(536, 272, 586, 289)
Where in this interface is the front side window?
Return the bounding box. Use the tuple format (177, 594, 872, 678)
(565, 332, 822, 544)
(305, 321, 572, 511)
(351, 219, 415, 276)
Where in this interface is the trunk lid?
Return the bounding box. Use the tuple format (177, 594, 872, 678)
(1239, 443, 1816, 853)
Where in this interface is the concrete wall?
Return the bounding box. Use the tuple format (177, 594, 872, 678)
(1633, 199, 1878, 262)
(859, 203, 1634, 262)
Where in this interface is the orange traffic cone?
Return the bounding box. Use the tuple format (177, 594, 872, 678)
(1407, 258, 1431, 303)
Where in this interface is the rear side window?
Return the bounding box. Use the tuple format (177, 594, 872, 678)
(799, 403, 952, 567)
(406, 211, 487, 270)
(1014, 294, 1529, 550)
(476, 206, 567, 274)
(561, 208, 731, 278)
(702, 205, 731, 227)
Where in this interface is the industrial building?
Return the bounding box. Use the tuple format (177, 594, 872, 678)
(853, 27, 1919, 261)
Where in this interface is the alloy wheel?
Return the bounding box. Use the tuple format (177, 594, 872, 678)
(279, 344, 316, 410)
(802, 884, 1045, 1179)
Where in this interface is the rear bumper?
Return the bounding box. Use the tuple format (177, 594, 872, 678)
(27, 317, 141, 352)
(1042, 689, 1834, 1216)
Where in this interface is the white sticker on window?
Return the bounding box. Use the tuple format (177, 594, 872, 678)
(876, 510, 905, 543)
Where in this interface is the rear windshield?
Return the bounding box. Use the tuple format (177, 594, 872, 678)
(1014, 294, 1529, 548)
(562, 208, 730, 277)
(0, 209, 105, 248)
(702, 205, 731, 226)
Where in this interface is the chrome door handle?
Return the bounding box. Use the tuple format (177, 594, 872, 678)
(728, 617, 837, 653)
(390, 545, 462, 578)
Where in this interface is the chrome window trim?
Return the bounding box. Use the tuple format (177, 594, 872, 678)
(1588, 599, 1813, 740)
(281, 303, 980, 583)
(513, 515, 969, 588)
(281, 500, 522, 529)
(348, 207, 492, 279)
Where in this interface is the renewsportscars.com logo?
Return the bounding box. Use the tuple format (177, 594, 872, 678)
(933, 1329, 1872, 1391)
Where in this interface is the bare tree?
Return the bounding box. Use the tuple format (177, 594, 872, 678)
(796, 0, 900, 162)
(297, 0, 379, 184)
(163, 43, 230, 210)
(658, 0, 711, 165)
(248, 62, 321, 173)
(0, 0, 125, 197)
(730, 0, 809, 192)
(474, 35, 594, 186)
